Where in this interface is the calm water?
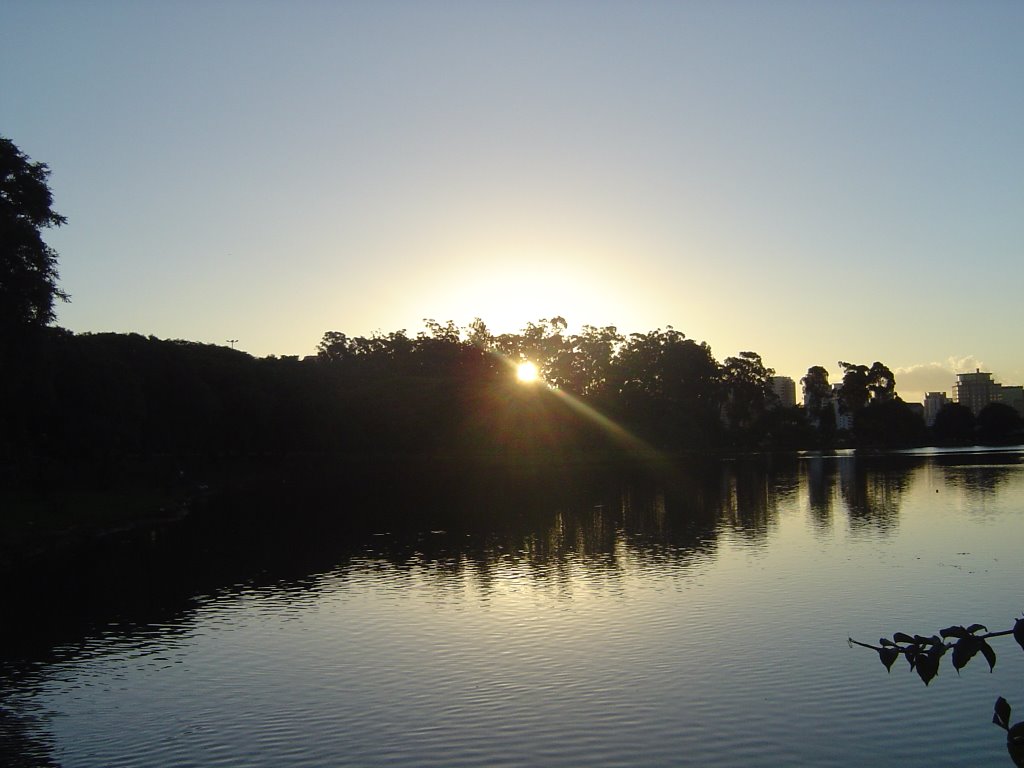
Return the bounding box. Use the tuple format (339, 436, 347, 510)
(3, 448, 1024, 767)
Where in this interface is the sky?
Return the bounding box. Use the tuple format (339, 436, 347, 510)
(2, 0, 1021, 402)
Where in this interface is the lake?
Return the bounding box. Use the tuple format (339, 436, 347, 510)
(3, 448, 1024, 767)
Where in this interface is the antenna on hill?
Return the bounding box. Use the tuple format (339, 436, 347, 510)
(226, 339, 238, 349)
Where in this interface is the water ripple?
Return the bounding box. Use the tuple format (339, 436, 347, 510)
(3, 456, 1024, 766)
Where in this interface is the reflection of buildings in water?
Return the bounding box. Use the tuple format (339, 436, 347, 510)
(930, 454, 1023, 521)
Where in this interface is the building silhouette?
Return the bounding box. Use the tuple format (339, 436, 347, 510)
(770, 376, 796, 408)
(923, 392, 950, 427)
(952, 369, 1023, 416)
(832, 383, 853, 431)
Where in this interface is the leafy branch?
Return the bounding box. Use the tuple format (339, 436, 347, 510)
(849, 620, 1022, 685)
(851, 617, 1024, 765)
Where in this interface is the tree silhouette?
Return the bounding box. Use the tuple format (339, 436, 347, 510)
(720, 351, 775, 446)
(977, 402, 1024, 445)
(867, 361, 896, 402)
(801, 366, 830, 412)
(837, 360, 898, 413)
(932, 402, 976, 444)
(854, 397, 925, 447)
(0, 136, 68, 336)
(608, 328, 721, 449)
(837, 362, 871, 415)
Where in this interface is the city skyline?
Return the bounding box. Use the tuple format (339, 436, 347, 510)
(3, 2, 1021, 403)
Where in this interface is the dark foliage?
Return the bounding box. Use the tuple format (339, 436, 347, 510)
(932, 402, 977, 444)
(3, 317, 953, 496)
(977, 402, 1024, 445)
(0, 137, 67, 335)
(853, 397, 926, 447)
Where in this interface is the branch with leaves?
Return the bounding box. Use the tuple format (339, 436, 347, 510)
(851, 617, 1024, 766)
(849, 620, 1022, 685)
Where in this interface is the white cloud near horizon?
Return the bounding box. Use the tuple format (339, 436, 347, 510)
(894, 356, 986, 400)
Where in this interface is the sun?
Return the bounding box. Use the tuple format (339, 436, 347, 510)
(516, 361, 539, 383)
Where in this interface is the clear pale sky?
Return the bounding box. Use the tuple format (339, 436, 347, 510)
(3, 1, 1021, 402)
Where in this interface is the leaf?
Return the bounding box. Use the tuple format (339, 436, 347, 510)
(893, 632, 915, 644)
(952, 637, 979, 671)
(994, 697, 1012, 731)
(904, 646, 921, 671)
(878, 647, 900, 672)
(880, 638, 895, 647)
(979, 640, 997, 672)
(966, 623, 988, 635)
(916, 650, 941, 685)
(941, 625, 968, 640)
(1014, 618, 1024, 653)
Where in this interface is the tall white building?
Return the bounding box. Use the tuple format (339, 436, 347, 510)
(770, 376, 796, 408)
(952, 369, 1023, 416)
(832, 383, 853, 431)
(923, 392, 949, 427)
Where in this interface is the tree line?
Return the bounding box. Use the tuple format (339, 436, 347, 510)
(3, 135, 1021, 492)
(7, 315, 1014, 478)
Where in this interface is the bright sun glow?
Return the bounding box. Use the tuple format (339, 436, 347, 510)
(516, 361, 539, 382)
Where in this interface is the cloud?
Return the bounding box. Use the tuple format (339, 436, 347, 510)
(894, 356, 985, 399)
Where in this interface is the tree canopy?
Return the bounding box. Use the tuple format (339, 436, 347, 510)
(0, 136, 67, 336)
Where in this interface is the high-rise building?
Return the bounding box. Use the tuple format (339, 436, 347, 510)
(923, 392, 950, 427)
(832, 383, 853, 431)
(770, 376, 796, 408)
(953, 369, 1016, 416)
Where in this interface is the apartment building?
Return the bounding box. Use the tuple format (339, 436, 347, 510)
(770, 376, 796, 408)
(923, 391, 950, 427)
(952, 369, 1023, 416)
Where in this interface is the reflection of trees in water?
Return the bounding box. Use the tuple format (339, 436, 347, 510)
(0, 705, 58, 768)
(357, 472, 725, 594)
(718, 463, 769, 538)
(0, 455, 930, 659)
(939, 457, 1018, 502)
(804, 456, 838, 531)
(716, 455, 799, 542)
(0, 463, 735, 668)
(0, 452, 932, 760)
(838, 455, 917, 533)
(3, 458, 797, 666)
(613, 480, 722, 572)
(5, 450, 1019, 765)
(802, 453, 923, 534)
